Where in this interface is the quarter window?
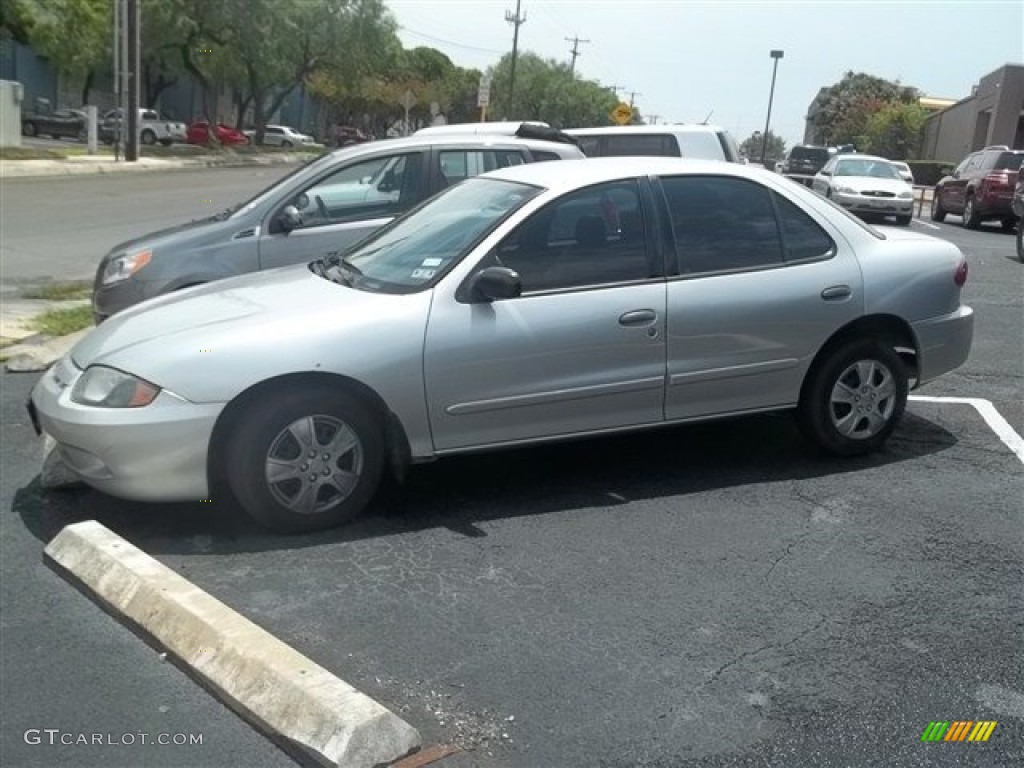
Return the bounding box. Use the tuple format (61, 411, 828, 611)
(493, 180, 655, 293)
(660, 176, 783, 273)
(773, 194, 835, 261)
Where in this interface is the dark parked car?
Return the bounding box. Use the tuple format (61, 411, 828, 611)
(780, 145, 834, 177)
(931, 145, 1024, 229)
(21, 108, 88, 141)
(1013, 177, 1024, 260)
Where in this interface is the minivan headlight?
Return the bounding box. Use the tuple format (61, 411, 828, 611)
(102, 249, 152, 285)
(70, 366, 160, 407)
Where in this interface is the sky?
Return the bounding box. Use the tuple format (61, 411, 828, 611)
(386, 0, 1024, 147)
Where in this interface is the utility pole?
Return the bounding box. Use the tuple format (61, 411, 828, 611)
(505, 0, 526, 116)
(627, 90, 642, 108)
(125, 0, 140, 162)
(647, 115, 660, 125)
(565, 35, 590, 76)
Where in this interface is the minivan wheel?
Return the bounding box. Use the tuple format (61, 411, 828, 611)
(929, 192, 946, 222)
(962, 196, 981, 229)
(225, 388, 384, 533)
(798, 339, 908, 456)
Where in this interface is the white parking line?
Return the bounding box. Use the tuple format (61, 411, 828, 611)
(909, 395, 1024, 464)
(911, 219, 942, 231)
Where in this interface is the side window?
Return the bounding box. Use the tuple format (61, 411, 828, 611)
(438, 150, 524, 187)
(773, 194, 835, 262)
(661, 176, 783, 274)
(493, 180, 654, 293)
(294, 153, 423, 228)
(576, 136, 600, 157)
(530, 150, 562, 162)
(603, 135, 680, 157)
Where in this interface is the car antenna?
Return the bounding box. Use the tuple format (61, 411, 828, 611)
(701, 110, 713, 124)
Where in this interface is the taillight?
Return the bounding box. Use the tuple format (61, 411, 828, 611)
(984, 171, 1011, 189)
(954, 259, 968, 287)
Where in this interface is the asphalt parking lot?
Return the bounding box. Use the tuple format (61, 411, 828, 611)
(2, 214, 1022, 767)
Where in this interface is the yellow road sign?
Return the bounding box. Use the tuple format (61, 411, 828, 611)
(610, 102, 633, 125)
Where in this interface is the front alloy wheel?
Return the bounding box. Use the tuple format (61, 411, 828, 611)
(798, 339, 908, 455)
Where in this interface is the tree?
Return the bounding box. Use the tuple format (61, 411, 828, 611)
(4, 0, 110, 104)
(486, 52, 618, 128)
(808, 71, 919, 147)
(740, 130, 786, 163)
(860, 102, 927, 160)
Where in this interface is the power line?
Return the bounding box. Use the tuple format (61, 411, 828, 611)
(397, 26, 505, 55)
(565, 35, 590, 76)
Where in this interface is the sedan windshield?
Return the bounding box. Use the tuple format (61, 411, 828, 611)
(329, 178, 541, 293)
(834, 159, 901, 180)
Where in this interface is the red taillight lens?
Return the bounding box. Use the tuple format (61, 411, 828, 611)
(984, 171, 1011, 189)
(954, 259, 968, 286)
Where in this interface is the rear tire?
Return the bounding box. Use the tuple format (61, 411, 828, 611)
(798, 339, 908, 456)
(224, 387, 384, 533)
(962, 195, 981, 229)
(929, 191, 946, 222)
(23, 121, 37, 137)
(1016, 224, 1023, 261)
(141, 129, 157, 145)
(281, 140, 293, 148)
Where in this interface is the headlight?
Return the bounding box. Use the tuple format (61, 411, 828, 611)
(70, 366, 160, 407)
(833, 185, 856, 194)
(898, 191, 913, 199)
(101, 249, 151, 285)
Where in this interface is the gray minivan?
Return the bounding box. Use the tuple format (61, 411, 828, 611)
(92, 128, 583, 321)
(566, 125, 742, 163)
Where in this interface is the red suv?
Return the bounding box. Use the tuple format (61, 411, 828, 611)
(931, 145, 1023, 229)
(186, 121, 251, 147)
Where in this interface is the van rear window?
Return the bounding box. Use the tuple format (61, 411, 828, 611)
(600, 135, 681, 158)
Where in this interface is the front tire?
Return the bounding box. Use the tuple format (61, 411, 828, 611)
(962, 195, 981, 229)
(1016, 224, 1023, 261)
(896, 214, 912, 226)
(141, 129, 157, 145)
(798, 339, 908, 456)
(224, 387, 384, 533)
(930, 191, 946, 222)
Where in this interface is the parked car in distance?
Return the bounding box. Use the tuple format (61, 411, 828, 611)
(37, 158, 973, 534)
(186, 121, 251, 146)
(931, 145, 1024, 229)
(1012, 176, 1024, 260)
(891, 161, 914, 184)
(566, 124, 742, 163)
(21, 108, 88, 141)
(100, 108, 187, 146)
(812, 154, 915, 225)
(91, 130, 585, 322)
(245, 124, 317, 147)
(780, 145, 834, 180)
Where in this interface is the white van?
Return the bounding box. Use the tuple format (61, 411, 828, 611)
(565, 124, 742, 163)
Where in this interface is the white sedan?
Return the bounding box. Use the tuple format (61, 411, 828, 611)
(812, 154, 915, 225)
(246, 124, 317, 147)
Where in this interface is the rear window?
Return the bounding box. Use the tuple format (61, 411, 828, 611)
(602, 134, 681, 157)
(994, 153, 1024, 171)
(790, 146, 830, 162)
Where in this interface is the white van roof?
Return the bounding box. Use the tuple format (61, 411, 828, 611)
(415, 121, 551, 137)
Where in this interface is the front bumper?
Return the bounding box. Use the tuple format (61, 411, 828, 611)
(834, 191, 913, 216)
(29, 356, 224, 501)
(912, 305, 974, 386)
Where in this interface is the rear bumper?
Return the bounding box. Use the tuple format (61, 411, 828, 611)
(912, 305, 974, 386)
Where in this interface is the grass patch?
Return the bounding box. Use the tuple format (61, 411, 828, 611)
(20, 281, 93, 301)
(29, 305, 94, 336)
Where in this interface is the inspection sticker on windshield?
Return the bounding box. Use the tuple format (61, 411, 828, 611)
(421, 257, 443, 267)
(411, 268, 436, 279)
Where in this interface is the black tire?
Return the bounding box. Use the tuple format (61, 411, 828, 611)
(896, 214, 912, 226)
(929, 191, 946, 222)
(281, 139, 293, 148)
(224, 387, 384, 533)
(140, 129, 157, 145)
(962, 195, 981, 229)
(1016, 224, 1023, 261)
(77, 127, 87, 142)
(22, 121, 37, 137)
(1000, 218, 1016, 232)
(798, 338, 908, 456)
(159, 139, 173, 147)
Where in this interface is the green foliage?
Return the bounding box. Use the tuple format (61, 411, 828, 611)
(810, 71, 919, 147)
(30, 304, 93, 336)
(860, 102, 927, 160)
(487, 52, 618, 128)
(739, 130, 787, 162)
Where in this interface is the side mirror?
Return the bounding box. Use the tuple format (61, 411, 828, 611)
(467, 266, 522, 302)
(820, 170, 832, 176)
(278, 205, 303, 233)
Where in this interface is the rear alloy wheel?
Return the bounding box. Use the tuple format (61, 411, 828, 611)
(225, 388, 384, 533)
(929, 192, 946, 222)
(798, 339, 908, 456)
(962, 195, 981, 229)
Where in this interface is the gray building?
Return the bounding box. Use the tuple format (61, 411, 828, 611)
(921, 64, 1024, 161)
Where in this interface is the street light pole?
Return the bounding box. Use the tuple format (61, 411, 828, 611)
(760, 49, 784, 165)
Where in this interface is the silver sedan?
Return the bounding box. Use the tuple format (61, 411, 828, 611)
(812, 154, 916, 225)
(30, 158, 974, 532)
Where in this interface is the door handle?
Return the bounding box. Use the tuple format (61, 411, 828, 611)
(820, 285, 852, 301)
(619, 309, 657, 326)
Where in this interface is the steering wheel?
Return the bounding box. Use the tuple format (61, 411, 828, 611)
(315, 194, 328, 220)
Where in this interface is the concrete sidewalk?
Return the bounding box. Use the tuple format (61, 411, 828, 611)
(0, 150, 319, 179)
(1, 292, 91, 372)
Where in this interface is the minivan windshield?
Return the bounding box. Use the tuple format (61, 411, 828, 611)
(318, 178, 541, 294)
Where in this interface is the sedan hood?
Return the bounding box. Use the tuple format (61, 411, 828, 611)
(72, 264, 356, 368)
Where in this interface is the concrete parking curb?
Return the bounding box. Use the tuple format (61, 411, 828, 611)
(0, 152, 319, 179)
(44, 520, 421, 767)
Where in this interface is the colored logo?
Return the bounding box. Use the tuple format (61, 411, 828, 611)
(921, 721, 997, 742)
